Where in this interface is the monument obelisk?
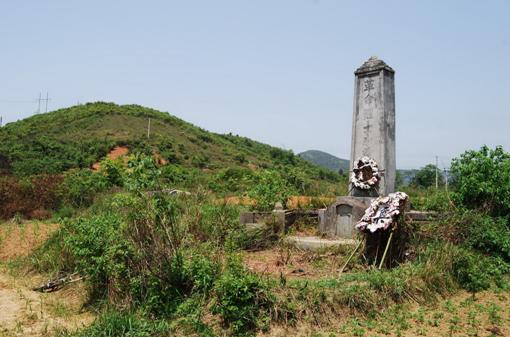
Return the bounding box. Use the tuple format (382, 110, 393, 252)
(349, 56, 396, 197)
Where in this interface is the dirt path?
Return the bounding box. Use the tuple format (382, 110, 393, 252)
(0, 222, 94, 336)
(0, 271, 94, 336)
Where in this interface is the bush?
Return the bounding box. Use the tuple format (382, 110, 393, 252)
(450, 145, 510, 217)
(0, 174, 63, 219)
(213, 257, 273, 335)
(63, 213, 130, 298)
(453, 250, 492, 294)
(124, 155, 161, 191)
(60, 169, 108, 208)
(269, 148, 296, 166)
(191, 154, 209, 168)
(248, 170, 297, 211)
(99, 158, 125, 187)
(438, 210, 510, 262)
(464, 215, 510, 262)
(452, 247, 509, 294)
(193, 203, 241, 244)
(208, 167, 254, 194)
(411, 164, 443, 188)
(407, 189, 452, 212)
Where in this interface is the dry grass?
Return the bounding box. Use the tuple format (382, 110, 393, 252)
(0, 221, 95, 336)
(0, 270, 94, 337)
(0, 222, 59, 262)
(243, 246, 353, 280)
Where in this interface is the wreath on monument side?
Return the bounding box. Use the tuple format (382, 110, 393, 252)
(355, 192, 409, 233)
(351, 156, 381, 190)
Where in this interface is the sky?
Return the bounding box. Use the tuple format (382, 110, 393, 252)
(1, 0, 509, 169)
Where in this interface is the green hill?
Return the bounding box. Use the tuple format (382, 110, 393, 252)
(298, 150, 349, 173)
(0, 102, 338, 183)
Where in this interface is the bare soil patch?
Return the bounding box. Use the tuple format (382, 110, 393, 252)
(0, 222, 59, 261)
(0, 271, 94, 336)
(0, 221, 95, 336)
(91, 145, 129, 170)
(243, 246, 352, 280)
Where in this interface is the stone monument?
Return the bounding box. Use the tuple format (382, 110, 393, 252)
(319, 56, 396, 238)
(350, 56, 396, 197)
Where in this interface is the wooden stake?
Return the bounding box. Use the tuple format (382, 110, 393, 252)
(373, 232, 381, 267)
(339, 239, 363, 276)
(378, 231, 394, 269)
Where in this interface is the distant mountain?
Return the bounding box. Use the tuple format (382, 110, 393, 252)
(299, 150, 418, 186)
(298, 150, 349, 173)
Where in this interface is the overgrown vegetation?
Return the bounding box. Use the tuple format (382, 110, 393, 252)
(2, 105, 509, 336)
(0, 102, 344, 220)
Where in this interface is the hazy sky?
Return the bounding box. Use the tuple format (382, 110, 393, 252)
(1, 1, 509, 169)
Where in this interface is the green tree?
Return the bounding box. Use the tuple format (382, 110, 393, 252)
(395, 171, 405, 189)
(411, 164, 443, 188)
(248, 170, 296, 211)
(450, 145, 510, 217)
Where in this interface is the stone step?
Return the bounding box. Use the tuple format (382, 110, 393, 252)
(284, 236, 358, 252)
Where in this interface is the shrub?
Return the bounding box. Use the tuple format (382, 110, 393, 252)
(269, 148, 296, 166)
(465, 216, 510, 262)
(208, 167, 254, 194)
(450, 145, 510, 217)
(248, 170, 297, 211)
(213, 257, 273, 335)
(194, 203, 241, 244)
(438, 210, 510, 262)
(452, 250, 493, 294)
(408, 189, 452, 212)
(191, 154, 209, 169)
(99, 158, 125, 187)
(60, 169, 108, 208)
(411, 164, 443, 188)
(0, 174, 63, 219)
(160, 164, 190, 186)
(124, 155, 161, 191)
(62, 213, 130, 298)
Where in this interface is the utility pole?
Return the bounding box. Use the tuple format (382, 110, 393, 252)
(444, 168, 449, 192)
(147, 118, 151, 139)
(0, 116, 2, 127)
(37, 92, 42, 114)
(435, 156, 439, 190)
(36, 92, 50, 114)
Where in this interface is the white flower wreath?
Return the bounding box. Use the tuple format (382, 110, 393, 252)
(356, 192, 409, 233)
(351, 156, 381, 190)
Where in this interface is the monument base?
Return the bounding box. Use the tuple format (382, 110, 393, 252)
(318, 196, 373, 239)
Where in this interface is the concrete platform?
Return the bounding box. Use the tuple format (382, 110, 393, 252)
(285, 236, 358, 251)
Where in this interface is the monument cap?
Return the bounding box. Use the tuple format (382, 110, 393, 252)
(355, 56, 395, 75)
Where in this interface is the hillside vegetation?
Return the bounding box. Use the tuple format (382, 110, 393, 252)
(0, 102, 337, 180)
(0, 102, 344, 220)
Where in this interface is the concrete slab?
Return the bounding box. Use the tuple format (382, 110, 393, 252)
(285, 236, 358, 251)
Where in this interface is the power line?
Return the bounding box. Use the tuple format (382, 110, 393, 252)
(36, 92, 51, 113)
(0, 99, 38, 103)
